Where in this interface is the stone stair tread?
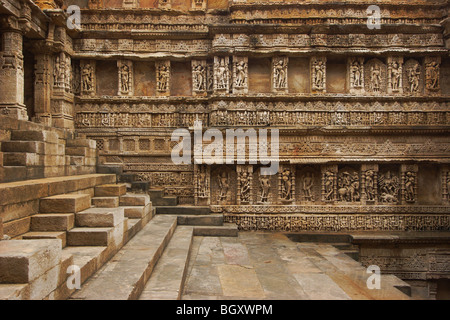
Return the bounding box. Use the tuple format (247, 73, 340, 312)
(63, 246, 108, 285)
(30, 213, 75, 231)
(177, 214, 224, 226)
(91, 196, 119, 208)
(75, 207, 124, 227)
(21, 231, 67, 248)
(70, 215, 177, 300)
(193, 223, 238, 237)
(156, 206, 210, 215)
(67, 227, 113, 247)
(139, 226, 194, 300)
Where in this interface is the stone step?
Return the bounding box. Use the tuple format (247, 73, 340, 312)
(63, 246, 108, 286)
(67, 227, 114, 246)
(2, 152, 41, 166)
(40, 194, 91, 214)
(94, 184, 127, 197)
(119, 193, 151, 207)
(31, 213, 75, 232)
(177, 214, 223, 226)
(148, 189, 177, 206)
(1, 166, 27, 182)
(70, 215, 177, 300)
(193, 223, 238, 237)
(122, 204, 152, 219)
(91, 196, 119, 208)
(75, 207, 124, 228)
(139, 226, 194, 300)
(1, 141, 45, 154)
(156, 206, 210, 215)
(286, 232, 352, 244)
(10, 130, 59, 144)
(21, 231, 67, 248)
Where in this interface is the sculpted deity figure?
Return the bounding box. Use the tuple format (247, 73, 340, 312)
(426, 61, 440, 90)
(391, 61, 401, 91)
(324, 170, 334, 201)
(337, 171, 360, 202)
(407, 63, 421, 93)
(239, 171, 251, 203)
(302, 172, 314, 202)
(274, 58, 287, 88)
(351, 60, 363, 88)
(198, 167, 208, 198)
(365, 170, 375, 201)
(81, 63, 93, 92)
(370, 65, 381, 92)
(193, 64, 206, 91)
(405, 172, 416, 202)
(234, 60, 247, 88)
(217, 58, 229, 89)
(378, 171, 400, 203)
(157, 64, 170, 91)
(280, 169, 293, 201)
(259, 174, 270, 204)
(312, 59, 325, 90)
(218, 171, 229, 203)
(120, 64, 130, 93)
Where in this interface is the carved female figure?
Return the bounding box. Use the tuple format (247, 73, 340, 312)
(218, 171, 229, 203)
(235, 60, 247, 88)
(281, 169, 293, 201)
(365, 170, 375, 201)
(259, 174, 270, 203)
(82, 63, 93, 92)
(274, 59, 287, 88)
(120, 64, 130, 93)
(391, 61, 401, 91)
(370, 65, 381, 92)
(407, 63, 421, 93)
(302, 172, 314, 201)
(405, 172, 415, 202)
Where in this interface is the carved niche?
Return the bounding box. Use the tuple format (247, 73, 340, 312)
(117, 60, 133, 96)
(80, 60, 96, 96)
(348, 57, 365, 94)
(403, 59, 423, 95)
(365, 58, 386, 94)
(192, 60, 207, 96)
(214, 56, 230, 94)
(311, 56, 326, 93)
(387, 56, 403, 94)
(271, 56, 288, 93)
(156, 60, 170, 96)
(232, 56, 248, 94)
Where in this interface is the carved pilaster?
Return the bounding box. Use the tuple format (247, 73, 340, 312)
(271, 56, 288, 94)
(232, 56, 248, 95)
(0, 16, 26, 120)
(33, 53, 53, 126)
(401, 164, 418, 204)
(117, 60, 133, 96)
(80, 60, 96, 96)
(348, 57, 365, 94)
(156, 60, 170, 96)
(387, 56, 403, 94)
(311, 56, 326, 93)
(214, 56, 230, 94)
(192, 60, 207, 97)
(51, 52, 74, 129)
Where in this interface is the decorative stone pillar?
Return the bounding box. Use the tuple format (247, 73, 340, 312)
(156, 60, 170, 96)
(195, 164, 210, 206)
(80, 60, 96, 96)
(237, 165, 252, 205)
(311, 56, 326, 93)
(279, 164, 295, 204)
(214, 56, 230, 94)
(401, 164, 418, 204)
(117, 60, 133, 96)
(271, 56, 288, 94)
(348, 57, 365, 94)
(33, 53, 53, 126)
(441, 166, 450, 204)
(387, 56, 403, 94)
(51, 51, 74, 128)
(361, 164, 378, 204)
(321, 164, 338, 202)
(0, 16, 26, 120)
(192, 60, 207, 97)
(232, 56, 248, 95)
(424, 56, 441, 95)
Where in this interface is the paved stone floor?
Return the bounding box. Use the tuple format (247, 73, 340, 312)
(182, 232, 414, 300)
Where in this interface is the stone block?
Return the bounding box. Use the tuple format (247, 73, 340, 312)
(119, 194, 150, 207)
(94, 184, 127, 197)
(22, 231, 67, 248)
(122, 205, 151, 219)
(3, 153, 42, 166)
(92, 196, 119, 208)
(67, 227, 113, 246)
(10, 130, 59, 144)
(1, 166, 27, 182)
(75, 207, 124, 227)
(3, 217, 31, 239)
(39, 194, 91, 213)
(65, 147, 88, 156)
(66, 139, 96, 149)
(31, 213, 75, 232)
(0, 239, 62, 283)
(1, 141, 44, 154)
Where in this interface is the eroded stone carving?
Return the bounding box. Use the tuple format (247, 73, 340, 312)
(80, 60, 95, 96)
(237, 165, 252, 205)
(272, 57, 288, 93)
(349, 57, 364, 94)
(118, 60, 133, 96)
(311, 57, 326, 93)
(156, 60, 170, 95)
(192, 60, 207, 95)
(258, 172, 271, 204)
(279, 167, 294, 203)
(302, 171, 315, 202)
(378, 170, 400, 203)
(388, 57, 403, 94)
(425, 57, 441, 93)
(404, 59, 422, 94)
(232, 56, 248, 94)
(214, 56, 230, 93)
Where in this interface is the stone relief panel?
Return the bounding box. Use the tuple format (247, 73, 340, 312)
(348, 57, 365, 94)
(156, 60, 170, 96)
(387, 57, 404, 95)
(403, 59, 423, 95)
(337, 166, 361, 203)
(401, 164, 418, 204)
(214, 56, 230, 94)
(80, 60, 96, 96)
(195, 164, 210, 206)
(424, 56, 441, 94)
(191, 60, 207, 96)
(378, 166, 401, 204)
(322, 165, 338, 202)
(296, 166, 321, 203)
(279, 165, 295, 204)
(237, 165, 252, 205)
(211, 165, 237, 205)
(232, 56, 248, 95)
